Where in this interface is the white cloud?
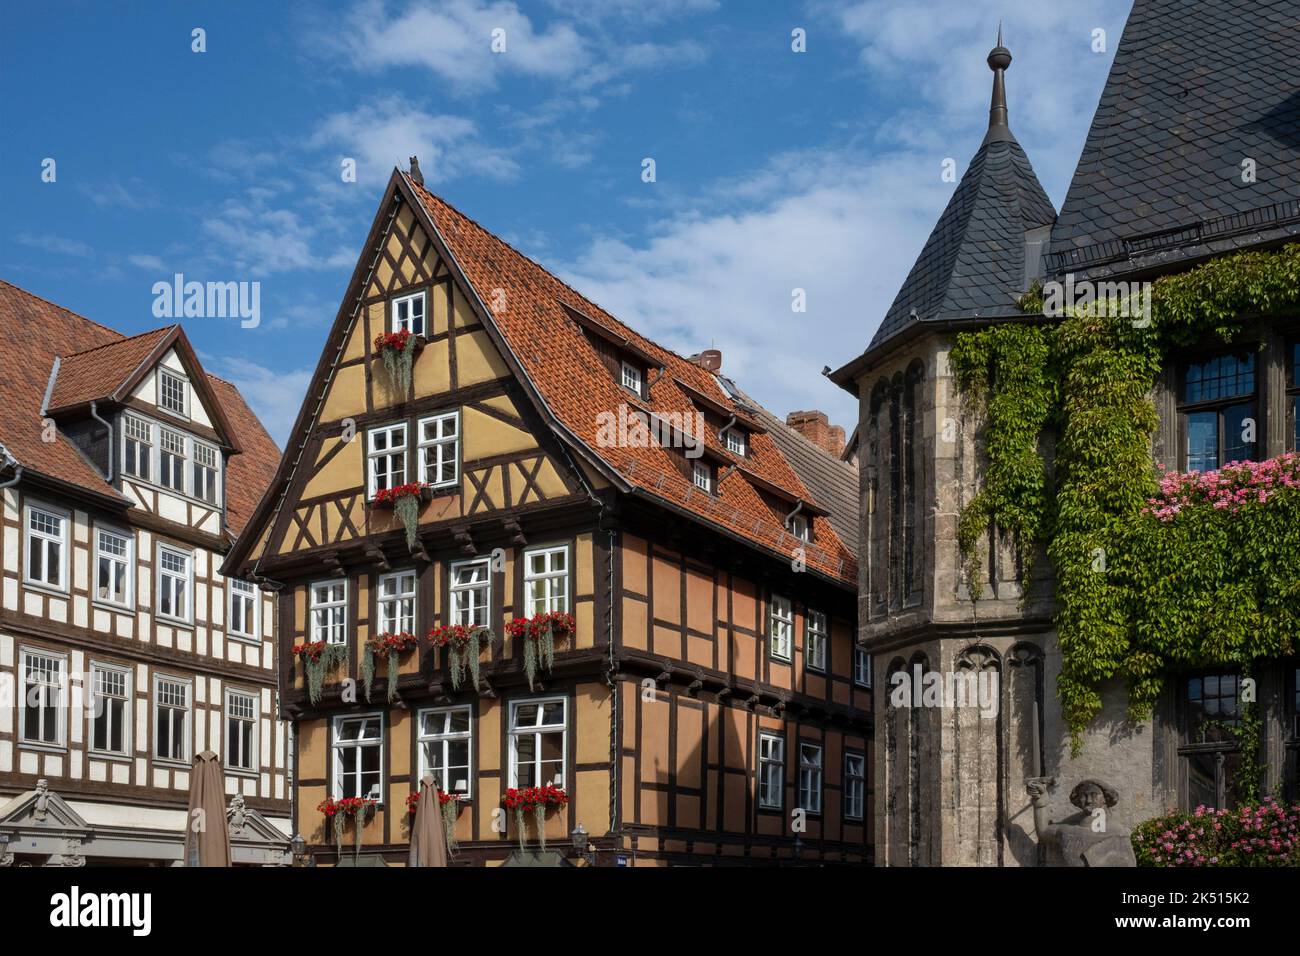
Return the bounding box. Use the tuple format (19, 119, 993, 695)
(559, 148, 950, 429)
(312, 99, 519, 186)
(207, 357, 314, 446)
(15, 233, 94, 258)
(127, 253, 165, 271)
(330, 0, 586, 93)
(543, 0, 718, 21)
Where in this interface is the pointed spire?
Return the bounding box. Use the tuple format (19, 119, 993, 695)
(984, 26, 1015, 145)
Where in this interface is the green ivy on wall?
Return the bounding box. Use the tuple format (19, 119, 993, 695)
(951, 242, 1300, 754)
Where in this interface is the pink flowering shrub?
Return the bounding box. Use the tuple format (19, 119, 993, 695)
(1144, 453, 1300, 521)
(1132, 798, 1300, 866)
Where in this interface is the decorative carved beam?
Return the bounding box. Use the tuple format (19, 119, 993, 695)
(364, 545, 391, 572)
(743, 694, 760, 710)
(452, 524, 476, 556)
(502, 517, 527, 547)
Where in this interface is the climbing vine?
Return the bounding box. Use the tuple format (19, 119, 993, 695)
(948, 323, 1056, 598)
(951, 243, 1300, 755)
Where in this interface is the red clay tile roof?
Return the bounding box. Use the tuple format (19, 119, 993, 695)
(46, 328, 173, 413)
(409, 181, 857, 586)
(0, 278, 280, 536)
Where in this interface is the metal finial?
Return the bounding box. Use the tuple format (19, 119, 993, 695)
(984, 26, 1013, 142)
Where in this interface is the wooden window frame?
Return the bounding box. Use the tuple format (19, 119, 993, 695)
(310, 579, 348, 645)
(450, 557, 491, 627)
(376, 569, 417, 635)
(757, 731, 784, 810)
(153, 673, 193, 764)
(417, 410, 460, 489)
(366, 422, 408, 499)
(19, 646, 67, 749)
(844, 750, 866, 821)
(1176, 348, 1259, 471)
(227, 578, 260, 643)
(224, 687, 259, 773)
(332, 712, 385, 802)
(88, 661, 131, 758)
(391, 290, 427, 336)
(522, 544, 570, 615)
(507, 695, 568, 790)
(798, 740, 824, 815)
(769, 593, 793, 662)
(155, 542, 194, 625)
(24, 502, 68, 593)
(157, 368, 189, 419)
(93, 524, 134, 610)
(417, 705, 474, 798)
(805, 608, 828, 673)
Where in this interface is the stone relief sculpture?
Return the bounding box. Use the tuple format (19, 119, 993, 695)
(1026, 778, 1137, 867)
(33, 779, 50, 823)
(227, 794, 247, 837)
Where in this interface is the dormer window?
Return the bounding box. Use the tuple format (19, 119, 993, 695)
(692, 459, 713, 493)
(789, 513, 811, 542)
(158, 369, 188, 417)
(392, 291, 426, 336)
(724, 428, 747, 456)
(621, 361, 643, 397)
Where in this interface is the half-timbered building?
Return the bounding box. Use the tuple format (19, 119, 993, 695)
(225, 164, 870, 866)
(0, 281, 291, 866)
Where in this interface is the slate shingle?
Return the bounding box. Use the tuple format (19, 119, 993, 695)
(1047, 0, 1300, 277)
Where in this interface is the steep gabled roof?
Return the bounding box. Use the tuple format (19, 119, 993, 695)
(46, 328, 173, 412)
(869, 38, 1055, 350)
(1047, 0, 1300, 277)
(408, 181, 857, 585)
(0, 279, 279, 535)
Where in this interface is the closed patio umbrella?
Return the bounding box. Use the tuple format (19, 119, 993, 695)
(409, 773, 448, 868)
(184, 751, 231, 867)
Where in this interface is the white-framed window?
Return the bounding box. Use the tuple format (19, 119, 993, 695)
(24, 504, 67, 591)
(89, 662, 130, 756)
(620, 361, 643, 396)
(417, 706, 472, 797)
(806, 609, 827, 672)
(523, 545, 569, 615)
(788, 513, 811, 542)
(225, 689, 259, 772)
(154, 675, 191, 762)
(769, 594, 793, 661)
(156, 544, 193, 623)
(332, 714, 383, 801)
(391, 290, 426, 336)
(854, 647, 873, 689)
(758, 732, 784, 809)
(450, 558, 491, 627)
(377, 570, 417, 634)
(844, 752, 866, 821)
(692, 459, 713, 493)
(798, 742, 823, 814)
(310, 580, 348, 645)
(122, 414, 153, 480)
(94, 526, 133, 608)
(228, 578, 259, 642)
(508, 697, 567, 788)
(367, 423, 407, 498)
(417, 411, 459, 488)
(159, 428, 187, 493)
(158, 368, 188, 417)
(192, 441, 219, 504)
(724, 428, 747, 456)
(20, 648, 65, 746)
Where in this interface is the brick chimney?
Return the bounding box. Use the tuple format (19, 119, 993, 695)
(786, 410, 845, 457)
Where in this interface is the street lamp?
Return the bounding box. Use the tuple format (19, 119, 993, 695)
(570, 824, 597, 866)
(290, 833, 309, 867)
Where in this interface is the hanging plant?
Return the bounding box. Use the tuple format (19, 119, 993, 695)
(361, 631, 420, 703)
(502, 784, 568, 851)
(406, 788, 463, 856)
(318, 796, 377, 860)
(428, 623, 492, 692)
(505, 612, 574, 690)
(374, 329, 417, 397)
(292, 641, 350, 705)
(372, 481, 429, 551)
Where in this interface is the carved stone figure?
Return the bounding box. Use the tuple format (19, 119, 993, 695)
(1026, 778, 1137, 867)
(59, 838, 85, 868)
(32, 779, 50, 823)
(227, 794, 247, 837)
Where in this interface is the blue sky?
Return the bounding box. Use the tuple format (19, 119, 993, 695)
(1, 0, 1130, 445)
